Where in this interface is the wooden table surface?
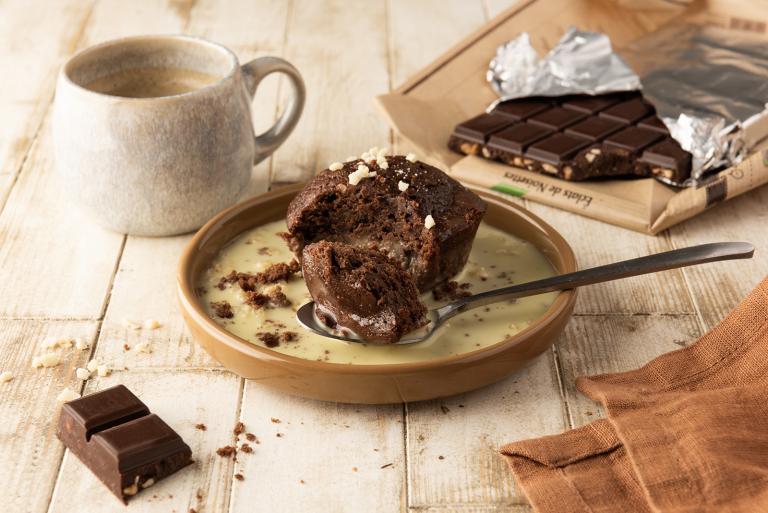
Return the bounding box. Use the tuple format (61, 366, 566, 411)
(1, 1, 766, 512)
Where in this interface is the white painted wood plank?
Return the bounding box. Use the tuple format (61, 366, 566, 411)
(48, 369, 241, 513)
(0, 0, 96, 208)
(407, 353, 566, 508)
(667, 187, 768, 329)
(0, 319, 98, 513)
(411, 507, 532, 513)
(554, 314, 702, 427)
(0, 120, 125, 318)
(270, 0, 392, 184)
(526, 203, 695, 315)
(229, 384, 405, 513)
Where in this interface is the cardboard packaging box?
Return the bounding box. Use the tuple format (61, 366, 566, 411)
(376, 0, 768, 234)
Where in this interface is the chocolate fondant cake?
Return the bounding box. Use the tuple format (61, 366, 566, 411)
(302, 241, 428, 343)
(285, 153, 486, 291)
(448, 92, 692, 183)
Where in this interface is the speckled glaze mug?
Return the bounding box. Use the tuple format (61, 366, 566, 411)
(53, 35, 305, 236)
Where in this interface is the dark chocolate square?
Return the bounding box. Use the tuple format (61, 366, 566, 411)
(528, 107, 587, 130)
(525, 134, 590, 165)
(452, 113, 516, 143)
(640, 138, 691, 173)
(492, 99, 552, 120)
(565, 117, 624, 141)
(62, 384, 149, 441)
(604, 127, 664, 154)
(599, 98, 655, 124)
(486, 123, 553, 154)
(562, 94, 623, 114)
(637, 115, 669, 133)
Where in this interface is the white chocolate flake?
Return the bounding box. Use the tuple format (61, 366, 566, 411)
(328, 162, 344, 171)
(75, 368, 90, 380)
(397, 181, 409, 192)
(56, 388, 80, 403)
(424, 215, 435, 229)
(405, 153, 417, 163)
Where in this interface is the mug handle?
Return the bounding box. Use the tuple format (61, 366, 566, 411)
(240, 56, 305, 165)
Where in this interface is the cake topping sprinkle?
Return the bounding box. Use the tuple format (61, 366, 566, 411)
(328, 162, 344, 171)
(397, 181, 409, 192)
(348, 164, 377, 185)
(405, 152, 417, 163)
(424, 215, 436, 229)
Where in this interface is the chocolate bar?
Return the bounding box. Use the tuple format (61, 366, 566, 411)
(57, 385, 192, 503)
(447, 92, 692, 183)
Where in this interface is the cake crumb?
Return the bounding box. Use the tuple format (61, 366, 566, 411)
(257, 332, 280, 348)
(270, 417, 281, 424)
(352, 467, 358, 472)
(245, 433, 258, 442)
(440, 404, 450, 415)
(234, 473, 244, 481)
(56, 388, 80, 402)
(195, 423, 207, 431)
(210, 300, 234, 318)
(276, 433, 284, 438)
(0, 371, 13, 383)
(216, 446, 236, 458)
(424, 214, 435, 229)
(328, 162, 344, 171)
(282, 331, 298, 342)
(432, 280, 472, 301)
(123, 343, 130, 351)
(240, 443, 253, 453)
(405, 152, 417, 162)
(438, 455, 445, 460)
(75, 368, 90, 380)
(397, 180, 409, 192)
(300, 479, 305, 484)
(233, 421, 245, 435)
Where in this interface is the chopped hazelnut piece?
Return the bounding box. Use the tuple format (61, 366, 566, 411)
(0, 371, 13, 383)
(348, 164, 377, 185)
(328, 162, 344, 171)
(56, 388, 80, 402)
(143, 319, 161, 330)
(405, 152, 417, 162)
(75, 368, 91, 380)
(397, 181, 409, 192)
(86, 359, 100, 373)
(122, 318, 142, 330)
(424, 215, 436, 229)
(134, 341, 152, 354)
(97, 364, 110, 377)
(74, 338, 89, 350)
(39, 353, 61, 368)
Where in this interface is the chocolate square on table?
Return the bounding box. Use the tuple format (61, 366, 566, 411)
(562, 94, 624, 114)
(565, 117, 624, 141)
(486, 123, 553, 154)
(640, 138, 692, 178)
(526, 134, 590, 165)
(492, 99, 552, 120)
(637, 115, 669, 133)
(603, 127, 664, 154)
(599, 98, 655, 124)
(57, 385, 192, 503)
(452, 113, 517, 143)
(528, 107, 587, 130)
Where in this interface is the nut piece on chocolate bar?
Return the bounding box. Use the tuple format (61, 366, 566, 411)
(56, 384, 192, 503)
(640, 138, 692, 183)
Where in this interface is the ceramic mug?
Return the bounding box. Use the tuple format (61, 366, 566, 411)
(53, 35, 305, 236)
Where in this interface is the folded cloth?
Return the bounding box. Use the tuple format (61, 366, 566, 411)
(501, 277, 768, 513)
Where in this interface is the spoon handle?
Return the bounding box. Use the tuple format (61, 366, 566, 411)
(439, 242, 755, 319)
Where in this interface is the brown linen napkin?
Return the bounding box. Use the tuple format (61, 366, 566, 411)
(501, 277, 768, 513)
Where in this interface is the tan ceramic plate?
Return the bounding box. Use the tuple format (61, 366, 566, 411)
(178, 184, 577, 404)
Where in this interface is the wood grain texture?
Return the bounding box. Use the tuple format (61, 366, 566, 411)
(0, 0, 96, 209)
(270, 0, 392, 183)
(0, 319, 98, 513)
(526, 203, 695, 315)
(667, 187, 768, 330)
(0, 120, 125, 319)
(48, 369, 242, 513)
(554, 314, 702, 427)
(406, 354, 566, 508)
(229, 385, 405, 513)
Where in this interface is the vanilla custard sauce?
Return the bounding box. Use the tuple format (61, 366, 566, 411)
(198, 220, 558, 365)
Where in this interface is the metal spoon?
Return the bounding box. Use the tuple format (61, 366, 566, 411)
(296, 242, 754, 345)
